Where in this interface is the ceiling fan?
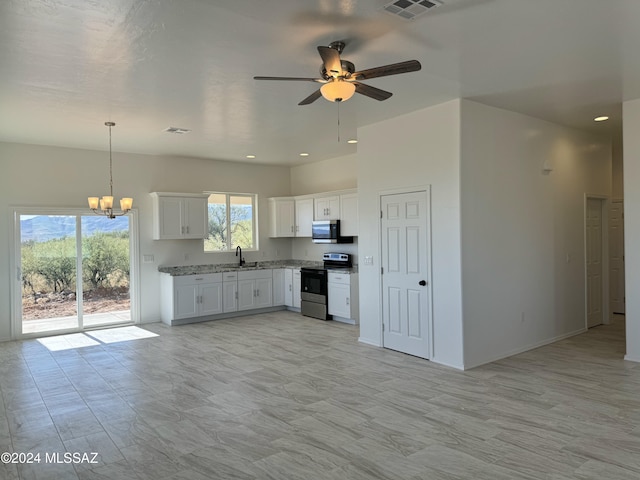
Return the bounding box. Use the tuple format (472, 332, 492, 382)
(254, 41, 421, 105)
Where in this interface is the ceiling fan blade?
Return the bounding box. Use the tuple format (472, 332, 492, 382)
(353, 81, 393, 101)
(317, 46, 342, 77)
(254, 76, 323, 82)
(298, 89, 323, 105)
(352, 60, 421, 80)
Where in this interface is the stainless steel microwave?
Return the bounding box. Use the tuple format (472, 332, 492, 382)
(311, 220, 354, 244)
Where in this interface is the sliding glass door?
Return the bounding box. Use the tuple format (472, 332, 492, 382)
(16, 210, 135, 336)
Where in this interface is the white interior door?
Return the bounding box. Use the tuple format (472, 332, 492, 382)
(610, 200, 625, 314)
(381, 190, 431, 359)
(586, 198, 604, 328)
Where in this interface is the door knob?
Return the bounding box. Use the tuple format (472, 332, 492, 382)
(419, 280, 427, 286)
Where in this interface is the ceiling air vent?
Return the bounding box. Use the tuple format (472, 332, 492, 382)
(163, 127, 191, 134)
(382, 0, 444, 20)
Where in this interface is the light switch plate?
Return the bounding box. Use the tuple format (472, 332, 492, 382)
(143, 254, 155, 263)
(364, 256, 374, 265)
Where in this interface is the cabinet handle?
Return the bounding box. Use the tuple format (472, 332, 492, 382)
(235, 291, 238, 299)
(257, 289, 260, 297)
(346, 297, 349, 305)
(289, 284, 292, 292)
(186, 226, 189, 234)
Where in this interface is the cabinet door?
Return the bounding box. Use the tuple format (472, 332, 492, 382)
(223, 281, 238, 313)
(328, 282, 351, 318)
(255, 278, 273, 308)
(184, 196, 207, 239)
(174, 284, 199, 319)
(284, 269, 293, 306)
(200, 283, 223, 316)
(340, 193, 358, 237)
(269, 199, 295, 237)
(272, 269, 285, 306)
(292, 270, 301, 308)
(314, 196, 340, 220)
(237, 279, 256, 311)
(158, 197, 184, 238)
(295, 198, 314, 237)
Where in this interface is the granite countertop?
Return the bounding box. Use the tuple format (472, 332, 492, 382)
(158, 259, 323, 276)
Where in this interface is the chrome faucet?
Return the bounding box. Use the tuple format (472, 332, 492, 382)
(235, 245, 245, 267)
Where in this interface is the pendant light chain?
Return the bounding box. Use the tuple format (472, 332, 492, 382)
(108, 123, 114, 198)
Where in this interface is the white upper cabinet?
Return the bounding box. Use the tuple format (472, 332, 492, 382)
(268, 198, 295, 238)
(295, 197, 314, 237)
(339, 192, 358, 237)
(314, 195, 340, 220)
(268, 189, 356, 238)
(151, 192, 208, 240)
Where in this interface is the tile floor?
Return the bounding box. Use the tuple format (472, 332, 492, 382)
(0, 311, 639, 479)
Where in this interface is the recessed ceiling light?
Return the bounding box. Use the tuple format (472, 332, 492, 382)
(594, 116, 609, 122)
(347, 139, 358, 144)
(299, 152, 309, 157)
(246, 154, 256, 159)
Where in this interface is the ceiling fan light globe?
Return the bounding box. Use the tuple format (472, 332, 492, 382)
(320, 80, 355, 102)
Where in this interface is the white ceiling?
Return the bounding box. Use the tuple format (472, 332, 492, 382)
(1, 0, 637, 166)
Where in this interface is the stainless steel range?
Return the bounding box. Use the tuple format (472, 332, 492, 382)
(300, 253, 352, 320)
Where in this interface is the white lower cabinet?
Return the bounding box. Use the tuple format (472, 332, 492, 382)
(283, 268, 301, 309)
(237, 269, 273, 311)
(328, 271, 358, 323)
(292, 269, 301, 309)
(222, 271, 238, 313)
(162, 273, 223, 322)
(272, 269, 286, 306)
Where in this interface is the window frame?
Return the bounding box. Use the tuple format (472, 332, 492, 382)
(204, 192, 259, 253)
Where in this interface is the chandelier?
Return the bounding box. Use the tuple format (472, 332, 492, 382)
(88, 122, 132, 218)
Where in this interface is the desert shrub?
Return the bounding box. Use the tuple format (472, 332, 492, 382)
(82, 232, 129, 289)
(21, 231, 129, 297)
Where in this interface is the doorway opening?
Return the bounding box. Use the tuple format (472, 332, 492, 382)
(13, 209, 139, 337)
(585, 196, 609, 329)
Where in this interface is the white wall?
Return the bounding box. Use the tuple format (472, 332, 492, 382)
(612, 130, 624, 199)
(460, 100, 612, 368)
(356, 100, 464, 369)
(623, 99, 640, 362)
(290, 154, 357, 196)
(290, 154, 359, 263)
(0, 142, 291, 340)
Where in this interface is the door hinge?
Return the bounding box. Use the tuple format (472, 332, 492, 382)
(380, 210, 383, 219)
(381, 267, 384, 275)
(382, 322, 385, 332)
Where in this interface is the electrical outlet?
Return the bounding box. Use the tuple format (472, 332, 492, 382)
(184, 253, 189, 261)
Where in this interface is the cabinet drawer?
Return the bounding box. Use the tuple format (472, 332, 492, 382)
(328, 271, 350, 285)
(174, 273, 222, 286)
(238, 269, 272, 280)
(222, 271, 238, 282)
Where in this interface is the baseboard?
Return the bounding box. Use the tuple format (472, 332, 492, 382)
(167, 306, 287, 326)
(624, 354, 640, 363)
(0, 336, 11, 343)
(463, 327, 587, 370)
(430, 357, 464, 371)
(358, 337, 381, 347)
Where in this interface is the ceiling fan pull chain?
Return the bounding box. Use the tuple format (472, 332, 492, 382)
(337, 101, 341, 143)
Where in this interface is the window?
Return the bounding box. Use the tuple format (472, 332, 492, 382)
(205, 193, 257, 252)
